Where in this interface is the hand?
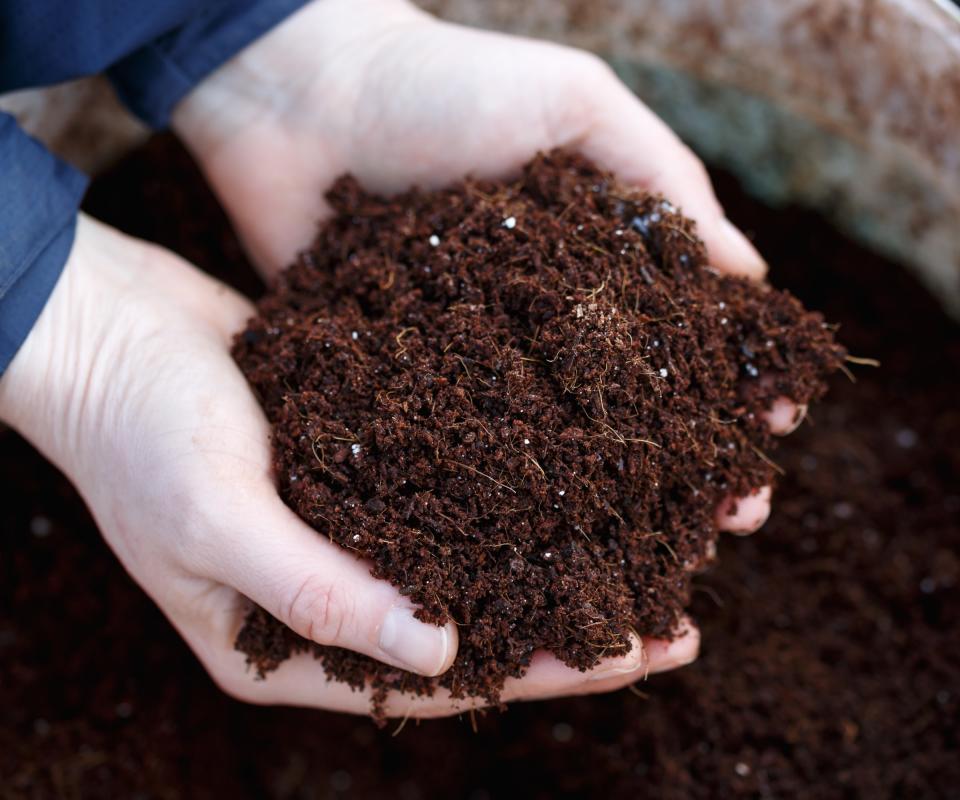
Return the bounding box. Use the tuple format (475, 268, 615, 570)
(166, 0, 805, 711)
(0, 217, 699, 716)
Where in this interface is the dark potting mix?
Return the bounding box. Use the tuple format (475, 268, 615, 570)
(5, 136, 958, 798)
(231, 151, 844, 712)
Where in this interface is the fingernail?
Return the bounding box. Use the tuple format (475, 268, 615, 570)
(588, 638, 646, 681)
(725, 486, 773, 535)
(378, 604, 452, 676)
(644, 630, 700, 674)
(720, 218, 767, 280)
(764, 397, 807, 435)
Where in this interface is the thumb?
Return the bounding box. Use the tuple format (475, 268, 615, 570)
(205, 488, 458, 677)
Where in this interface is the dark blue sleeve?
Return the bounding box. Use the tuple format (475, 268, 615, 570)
(108, 0, 307, 128)
(0, 0, 307, 376)
(0, 113, 87, 375)
(1, 0, 307, 128)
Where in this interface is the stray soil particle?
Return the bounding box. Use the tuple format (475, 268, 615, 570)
(232, 150, 844, 712)
(2, 136, 956, 799)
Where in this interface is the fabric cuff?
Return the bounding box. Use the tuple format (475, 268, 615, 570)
(0, 218, 77, 375)
(108, 0, 307, 129)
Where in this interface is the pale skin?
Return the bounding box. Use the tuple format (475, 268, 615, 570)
(0, 0, 803, 718)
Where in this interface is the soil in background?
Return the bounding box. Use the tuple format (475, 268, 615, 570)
(232, 151, 842, 711)
(0, 135, 956, 799)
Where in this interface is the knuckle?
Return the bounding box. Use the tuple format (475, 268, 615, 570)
(676, 147, 721, 208)
(567, 53, 619, 112)
(284, 575, 347, 645)
(685, 149, 710, 183)
(544, 50, 620, 143)
(570, 49, 617, 85)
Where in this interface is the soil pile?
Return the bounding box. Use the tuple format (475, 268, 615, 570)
(2, 136, 956, 798)
(232, 151, 844, 709)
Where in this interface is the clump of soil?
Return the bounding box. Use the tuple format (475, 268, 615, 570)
(232, 150, 844, 711)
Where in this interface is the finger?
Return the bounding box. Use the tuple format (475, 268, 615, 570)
(572, 70, 767, 280)
(716, 485, 772, 535)
(501, 620, 700, 702)
(219, 621, 699, 719)
(202, 488, 458, 677)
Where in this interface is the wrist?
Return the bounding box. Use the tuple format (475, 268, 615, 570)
(0, 216, 121, 475)
(0, 217, 208, 484)
(1, 212, 255, 492)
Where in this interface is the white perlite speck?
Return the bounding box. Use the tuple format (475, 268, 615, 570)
(428, 234, 440, 247)
(351, 443, 362, 456)
(895, 428, 918, 448)
(659, 368, 669, 378)
(502, 216, 517, 229)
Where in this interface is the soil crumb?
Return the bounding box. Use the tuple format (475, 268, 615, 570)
(232, 150, 844, 714)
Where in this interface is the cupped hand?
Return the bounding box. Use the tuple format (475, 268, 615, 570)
(0, 216, 696, 716)
(174, 0, 767, 282)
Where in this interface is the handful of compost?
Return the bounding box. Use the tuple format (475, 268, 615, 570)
(233, 151, 845, 718)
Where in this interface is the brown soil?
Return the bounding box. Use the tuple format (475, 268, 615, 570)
(231, 151, 843, 711)
(1, 135, 956, 798)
